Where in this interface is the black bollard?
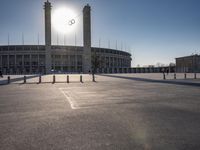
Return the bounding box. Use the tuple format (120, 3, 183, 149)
(163, 73, 166, 80)
(194, 73, 197, 79)
(92, 74, 95, 82)
(24, 76, 26, 84)
(184, 73, 187, 79)
(53, 75, 55, 84)
(39, 75, 41, 83)
(7, 76, 10, 84)
(67, 75, 69, 83)
(174, 73, 176, 79)
(80, 75, 83, 83)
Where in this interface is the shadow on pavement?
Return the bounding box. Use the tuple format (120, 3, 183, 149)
(99, 74, 200, 87)
(0, 75, 40, 86)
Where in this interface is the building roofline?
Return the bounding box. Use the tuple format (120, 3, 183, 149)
(175, 54, 200, 59)
(0, 45, 131, 54)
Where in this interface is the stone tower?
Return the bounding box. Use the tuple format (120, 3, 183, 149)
(44, 0, 52, 74)
(83, 4, 92, 73)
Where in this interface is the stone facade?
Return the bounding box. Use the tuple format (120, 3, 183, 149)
(0, 45, 131, 74)
(176, 55, 200, 73)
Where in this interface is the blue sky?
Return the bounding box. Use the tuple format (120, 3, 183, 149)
(0, 0, 199, 67)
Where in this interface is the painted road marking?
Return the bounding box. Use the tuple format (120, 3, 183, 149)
(59, 87, 134, 110)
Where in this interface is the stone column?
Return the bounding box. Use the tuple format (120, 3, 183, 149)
(83, 4, 92, 73)
(75, 50, 78, 72)
(44, 0, 51, 46)
(44, 1, 52, 74)
(61, 55, 64, 71)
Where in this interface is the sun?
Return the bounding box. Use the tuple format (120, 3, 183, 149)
(52, 7, 77, 34)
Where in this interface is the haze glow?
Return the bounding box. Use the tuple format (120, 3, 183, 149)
(0, 0, 199, 67)
(52, 7, 77, 34)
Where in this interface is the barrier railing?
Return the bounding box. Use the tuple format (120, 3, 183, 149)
(4, 74, 96, 84)
(1, 73, 199, 85)
(162, 73, 198, 80)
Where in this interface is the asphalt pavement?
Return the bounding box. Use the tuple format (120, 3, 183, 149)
(0, 74, 200, 150)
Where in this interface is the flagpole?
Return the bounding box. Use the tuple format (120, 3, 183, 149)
(57, 32, 59, 45)
(64, 34, 66, 45)
(99, 38, 101, 48)
(37, 33, 40, 46)
(22, 33, 24, 45)
(8, 33, 10, 46)
(75, 33, 77, 46)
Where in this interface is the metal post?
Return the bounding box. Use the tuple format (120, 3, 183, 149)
(194, 73, 197, 79)
(39, 75, 41, 83)
(163, 73, 166, 80)
(174, 73, 176, 79)
(53, 75, 55, 84)
(80, 75, 83, 83)
(92, 74, 95, 82)
(24, 76, 26, 84)
(7, 76, 10, 84)
(184, 73, 186, 79)
(67, 75, 69, 83)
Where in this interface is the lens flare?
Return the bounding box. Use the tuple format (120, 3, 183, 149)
(52, 7, 77, 34)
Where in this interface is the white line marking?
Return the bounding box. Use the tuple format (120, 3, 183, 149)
(59, 88, 77, 109)
(59, 88, 115, 110)
(59, 88, 92, 110)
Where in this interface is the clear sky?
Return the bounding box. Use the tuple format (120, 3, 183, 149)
(0, 0, 199, 67)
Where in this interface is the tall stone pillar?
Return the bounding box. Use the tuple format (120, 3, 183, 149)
(44, 0, 52, 74)
(83, 4, 92, 73)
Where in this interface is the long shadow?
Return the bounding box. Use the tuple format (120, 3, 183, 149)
(0, 74, 97, 86)
(0, 75, 40, 86)
(99, 74, 200, 87)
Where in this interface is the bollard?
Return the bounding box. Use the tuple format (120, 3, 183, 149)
(24, 76, 26, 84)
(184, 73, 187, 79)
(174, 73, 176, 79)
(39, 75, 41, 83)
(80, 75, 83, 83)
(7, 76, 10, 84)
(92, 74, 95, 82)
(194, 73, 197, 79)
(53, 75, 55, 84)
(67, 75, 69, 83)
(163, 73, 166, 80)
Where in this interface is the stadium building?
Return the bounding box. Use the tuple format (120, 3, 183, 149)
(0, 0, 132, 74)
(176, 54, 200, 73)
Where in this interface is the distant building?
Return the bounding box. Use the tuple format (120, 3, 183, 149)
(176, 55, 200, 73)
(0, 1, 132, 74)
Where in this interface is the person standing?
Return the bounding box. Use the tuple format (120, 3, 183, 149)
(0, 71, 3, 78)
(167, 69, 169, 75)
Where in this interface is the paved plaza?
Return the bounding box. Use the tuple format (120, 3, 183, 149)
(0, 73, 200, 150)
